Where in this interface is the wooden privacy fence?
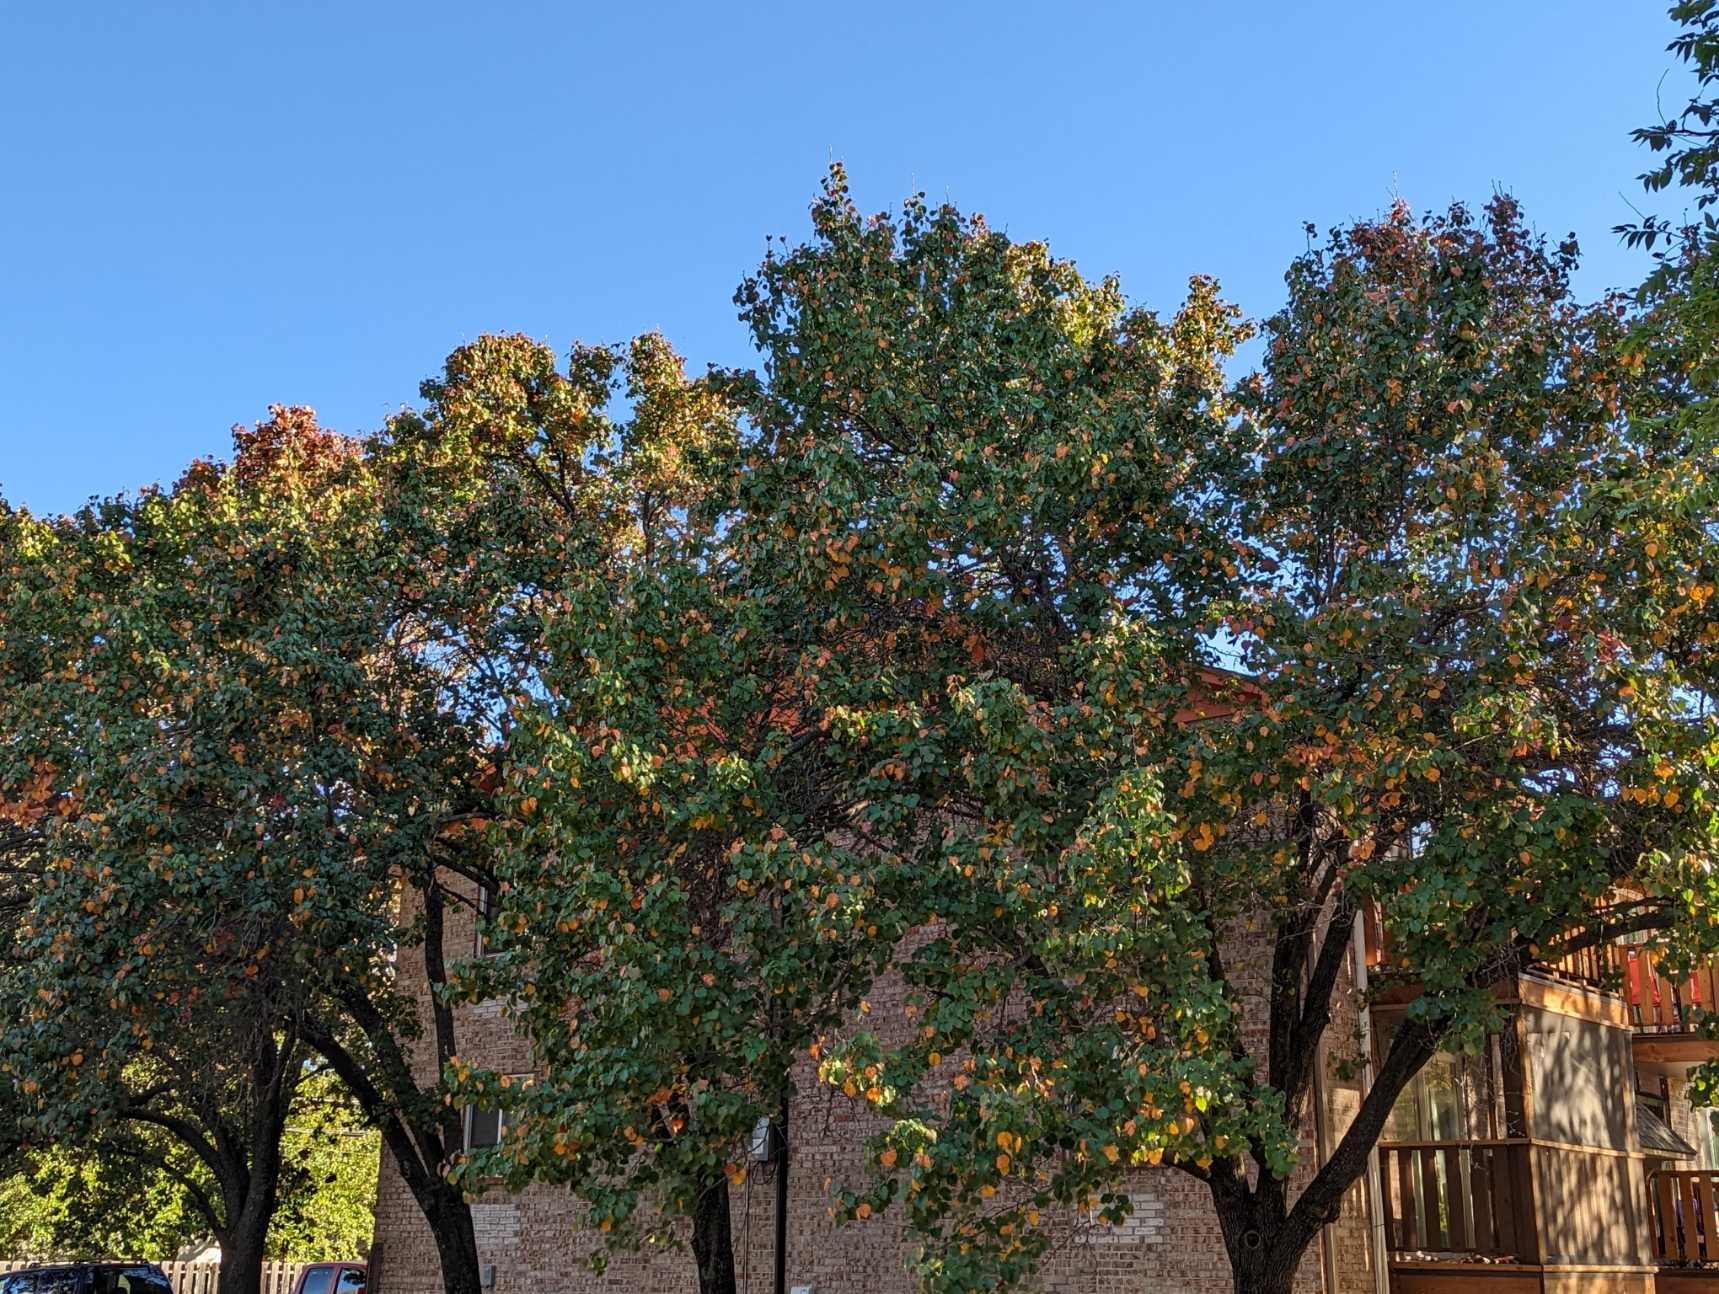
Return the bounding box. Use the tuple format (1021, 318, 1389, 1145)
(0, 1262, 303, 1294)
(1379, 1141, 1538, 1259)
(159, 1264, 305, 1294)
(1651, 1170, 1719, 1264)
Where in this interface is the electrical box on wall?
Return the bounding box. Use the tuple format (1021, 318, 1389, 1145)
(789, 1287, 816, 1294)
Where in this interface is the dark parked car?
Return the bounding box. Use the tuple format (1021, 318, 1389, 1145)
(290, 1264, 366, 1294)
(0, 1266, 174, 1294)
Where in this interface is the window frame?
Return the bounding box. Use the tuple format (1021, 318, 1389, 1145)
(463, 1073, 533, 1152)
(475, 886, 501, 958)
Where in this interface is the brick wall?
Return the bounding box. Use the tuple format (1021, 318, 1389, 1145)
(371, 881, 1373, 1294)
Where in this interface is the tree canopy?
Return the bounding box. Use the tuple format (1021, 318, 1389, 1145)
(6, 17, 1719, 1294)
(445, 170, 1719, 1294)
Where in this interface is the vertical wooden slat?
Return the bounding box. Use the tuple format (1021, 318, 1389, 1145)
(1680, 1171, 1699, 1260)
(1470, 1144, 1497, 1256)
(1378, 1148, 1399, 1250)
(1442, 1146, 1469, 1251)
(1698, 1168, 1712, 1264)
(1398, 1146, 1422, 1250)
(1421, 1145, 1447, 1251)
(1656, 1173, 1676, 1259)
(1492, 1144, 1519, 1257)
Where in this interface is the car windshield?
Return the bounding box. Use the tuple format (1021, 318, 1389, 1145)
(298, 1269, 336, 1294)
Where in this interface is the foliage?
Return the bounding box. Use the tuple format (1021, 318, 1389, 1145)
(801, 189, 1719, 1293)
(1619, 1, 1719, 1109)
(0, 1071, 375, 1264)
(0, 1140, 205, 1262)
(3, 49, 1716, 1292)
(456, 167, 1249, 1291)
(452, 168, 1719, 1294)
(267, 1071, 380, 1263)
(0, 409, 419, 1294)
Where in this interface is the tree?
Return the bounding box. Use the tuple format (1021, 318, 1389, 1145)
(0, 1069, 377, 1265)
(279, 329, 743, 1294)
(794, 188, 1719, 1294)
(0, 1140, 207, 1262)
(413, 331, 883, 1294)
(266, 1068, 381, 1263)
(0, 410, 413, 1294)
(1613, 0, 1719, 1110)
(455, 168, 1246, 1293)
(0, 362, 710, 1294)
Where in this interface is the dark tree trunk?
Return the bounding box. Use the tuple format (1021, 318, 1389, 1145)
(1204, 1010, 1437, 1294)
(309, 1018, 486, 1294)
(302, 873, 486, 1294)
(141, 1022, 299, 1294)
(1185, 853, 1448, 1294)
(225, 1026, 294, 1294)
(692, 1173, 738, 1294)
(420, 1181, 485, 1294)
(214, 1201, 273, 1294)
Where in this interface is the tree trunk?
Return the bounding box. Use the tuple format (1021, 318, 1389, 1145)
(1223, 1247, 1302, 1294)
(136, 1021, 298, 1294)
(214, 1199, 273, 1294)
(319, 1061, 484, 1294)
(421, 1178, 485, 1294)
(691, 1173, 738, 1294)
(1208, 1187, 1308, 1294)
(214, 1026, 293, 1294)
(1197, 1006, 1442, 1294)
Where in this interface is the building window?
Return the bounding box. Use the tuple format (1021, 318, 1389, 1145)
(1390, 1052, 1469, 1141)
(476, 886, 501, 958)
(1636, 1069, 1670, 1124)
(465, 1103, 503, 1151)
(463, 1074, 532, 1152)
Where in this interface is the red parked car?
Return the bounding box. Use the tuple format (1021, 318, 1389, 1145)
(290, 1264, 366, 1294)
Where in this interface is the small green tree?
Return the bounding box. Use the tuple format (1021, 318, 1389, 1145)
(267, 1069, 380, 1263)
(0, 1070, 376, 1265)
(0, 1141, 206, 1261)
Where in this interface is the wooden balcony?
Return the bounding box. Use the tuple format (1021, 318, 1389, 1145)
(1649, 1171, 1719, 1294)
(1380, 1141, 1538, 1261)
(1650, 1169, 1719, 1263)
(1547, 943, 1719, 1065)
(1622, 950, 1719, 1036)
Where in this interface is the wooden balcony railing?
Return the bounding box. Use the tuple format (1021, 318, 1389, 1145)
(1379, 1141, 1537, 1260)
(1651, 1170, 1719, 1264)
(1622, 949, 1719, 1035)
(1545, 942, 1719, 1035)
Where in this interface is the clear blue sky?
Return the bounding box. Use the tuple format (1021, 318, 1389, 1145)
(0, 2, 1696, 516)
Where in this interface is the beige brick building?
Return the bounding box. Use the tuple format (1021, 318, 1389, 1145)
(367, 882, 1719, 1294)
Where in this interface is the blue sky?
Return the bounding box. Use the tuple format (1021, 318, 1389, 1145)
(0, 2, 1696, 515)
